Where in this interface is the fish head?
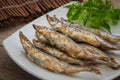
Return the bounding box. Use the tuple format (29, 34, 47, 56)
(33, 24, 53, 34)
(46, 15, 63, 29)
(19, 31, 33, 51)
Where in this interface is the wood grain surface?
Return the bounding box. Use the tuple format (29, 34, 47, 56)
(0, 0, 120, 80)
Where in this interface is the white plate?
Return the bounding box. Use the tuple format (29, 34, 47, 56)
(3, 1, 120, 80)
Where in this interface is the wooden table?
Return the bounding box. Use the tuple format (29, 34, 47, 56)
(0, 0, 120, 80)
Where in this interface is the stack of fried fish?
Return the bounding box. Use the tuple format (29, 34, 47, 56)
(19, 15, 120, 75)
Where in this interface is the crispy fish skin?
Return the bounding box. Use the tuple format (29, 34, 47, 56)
(84, 29, 120, 42)
(61, 17, 120, 42)
(36, 31, 106, 57)
(36, 30, 108, 59)
(33, 39, 85, 66)
(33, 25, 109, 60)
(19, 31, 100, 74)
(35, 30, 120, 69)
(35, 31, 109, 65)
(27, 47, 101, 74)
(46, 15, 119, 50)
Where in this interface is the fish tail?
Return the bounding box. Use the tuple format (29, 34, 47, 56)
(103, 57, 120, 69)
(65, 67, 101, 74)
(109, 58, 120, 69)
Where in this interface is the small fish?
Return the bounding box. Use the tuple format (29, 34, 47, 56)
(33, 25, 109, 60)
(35, 31, 109, 65)
(19, 31, 100, 74)
(35, 31, 120, 69)
(19, 32, 33, 50)
(36, 30, 108, 58)
(60, 17, 120, 42)
(46, 15, 119, 50)
(33, 39, 85, 66)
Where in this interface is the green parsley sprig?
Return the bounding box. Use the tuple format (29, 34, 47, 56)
(65, 0, 120, 33)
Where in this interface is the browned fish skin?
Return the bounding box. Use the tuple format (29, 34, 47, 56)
(35, 31, 120, 69)
(35, 31, 108, 65)
(36, 30, 108, 58)
(19, 31, 100, 74)
(46, 15, 119, 50)
(33, 39, 85, 66)
(85, 29, 120, 42)
(36, 29, 107, 57)
(61, 17, 120, 42)
(33, 25, 109, 60)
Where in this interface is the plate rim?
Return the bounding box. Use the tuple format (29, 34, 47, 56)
(2, 1, 120, 80)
